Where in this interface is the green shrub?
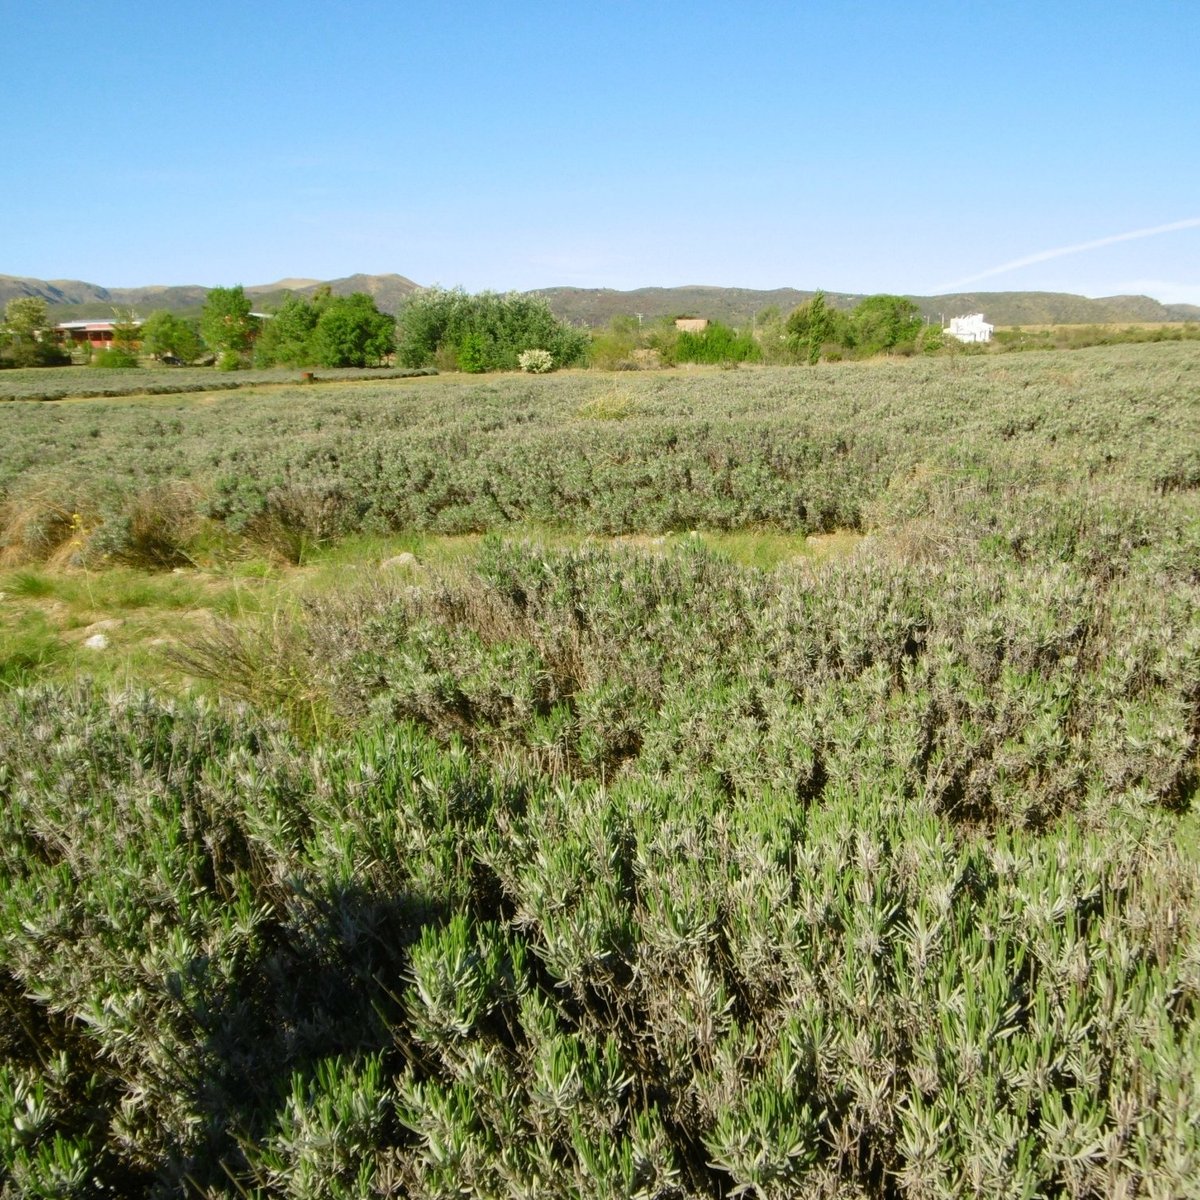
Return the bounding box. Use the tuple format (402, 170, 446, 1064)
(916, 324, 945, 354)
(396, 287, 589, 372)
(139, 310, 202, 364)
(309, 293, 396, 367)
(457, 332, 488, 373)
(587, 328, 638, 370)
(86, 484, 201, 569)
(90, 348, 139, 369)
(675, 321, 761, 365)
(251, 295, 319, 367)
(1, 678, 1198, 1196)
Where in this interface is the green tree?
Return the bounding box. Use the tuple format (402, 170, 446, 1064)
(1, 297, 68, 366)
(110, 308, 142, 357)
(915, 323, 945, 355)
(395, 287, 589, 372)
(457, 332, 489, 373)
(139, 311, 202, 363)
(252, 296, 320, 367)
(309, 293, 396, 367)
(806, 291, 835, 362)
(200, 285, 255, 356)
(3, 296, 49, 340)
(785, 292, 858, 363)
(851, 294, 923, 355)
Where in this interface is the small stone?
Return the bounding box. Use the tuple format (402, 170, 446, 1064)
(84, 633, 108, 650)
(381, 552, 418, 570)
(82, 618, 122, 635)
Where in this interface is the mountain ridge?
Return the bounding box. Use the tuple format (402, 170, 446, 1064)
(2, 272, 1197, 328)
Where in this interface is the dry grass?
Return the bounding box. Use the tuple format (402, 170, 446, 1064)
(0, 484, 91, 566)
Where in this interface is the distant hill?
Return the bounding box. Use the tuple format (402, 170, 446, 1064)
(245, 273, 422, 314)
(534, 285, 1200, 328)
(906, 290, 1200, 327)
(532, 285, 825, 328)
(3, 272, 1196, 328)
(0, 273, 421, 322)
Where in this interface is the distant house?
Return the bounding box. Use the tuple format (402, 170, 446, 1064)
(946, 313, 994, 343)
(674, 317, 709, 333)
(54, 319, 141, 350)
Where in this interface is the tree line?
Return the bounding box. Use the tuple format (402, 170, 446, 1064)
(2, 285, 593, 373)
(4, 285, 945, 375)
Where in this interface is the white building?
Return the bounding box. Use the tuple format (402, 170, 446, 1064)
(946, 313, 994, 343)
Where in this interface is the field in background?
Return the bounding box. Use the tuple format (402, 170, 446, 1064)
(2, 342, 1199, 1197)
(2, 343, 1197, 568)
(992, 320, 1200, 351)
(0, 363, 433, 403)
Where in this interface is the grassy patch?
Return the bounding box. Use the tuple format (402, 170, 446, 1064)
(0, 609, 65, 688)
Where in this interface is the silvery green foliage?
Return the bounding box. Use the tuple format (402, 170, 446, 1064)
(280, 531, 1200, 829)
(2, 343, 1197, 558)
(3, 668, 1197, 1197)
(2, 343, 1200, 1196)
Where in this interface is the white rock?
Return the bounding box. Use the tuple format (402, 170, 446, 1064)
(381, 552, 418, 570)
(84, 633, 109, 650)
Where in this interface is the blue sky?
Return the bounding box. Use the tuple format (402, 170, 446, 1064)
(3, 1, 1199, 301)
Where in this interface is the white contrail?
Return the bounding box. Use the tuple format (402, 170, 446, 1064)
(936, 216, 1200, 291)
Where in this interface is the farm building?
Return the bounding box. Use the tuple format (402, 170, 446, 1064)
(946, 313, 994, 343)
(54, 319, 141, 350)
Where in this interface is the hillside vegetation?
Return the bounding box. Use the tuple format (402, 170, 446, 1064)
(1, 344, 1199, 1198)
(5, 270, 1197, 326)
(0, 273, 420, 324)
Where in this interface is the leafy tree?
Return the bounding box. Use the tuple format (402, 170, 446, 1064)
(3, 296, 49, 340)
(139, 311, 202, 363)
(200, 285, 255, 356)
(110, 308, 143, 357)
(851, 294, 923, 355)
(396, 287, 589, 372)
(915, 323, 945, 355)
(786, 290, 834, 364)
(1, 296, 68, 366)
(254, 291, 394, 368)
(644, 317, 681, 366)
(309, 293, 396, 367)
(785, 292, 861, 363)
(456, 332, 489, 373)
(252, 296, 320, 367)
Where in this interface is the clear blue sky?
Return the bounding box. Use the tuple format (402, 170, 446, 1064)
(4, 1, 1198, 302)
